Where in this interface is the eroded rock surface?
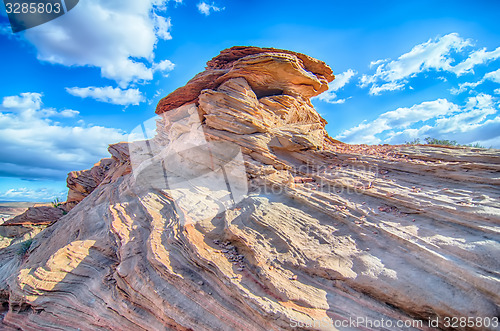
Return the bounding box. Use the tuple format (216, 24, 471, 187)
(156, 46, 334, 114)
(1, 207, 63, 227)
(66, 157, 115, 206)
(0, 47, 499, 331)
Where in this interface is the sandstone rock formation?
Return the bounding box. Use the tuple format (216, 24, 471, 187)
(66, 157, 116, 207)
(0, 203, 35, 224)
(0, 47, 499, 331)
(156, 46, 334, 114)
(1, 206, 63, 227)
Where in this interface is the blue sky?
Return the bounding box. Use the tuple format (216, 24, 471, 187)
(0, 0, 499, 201)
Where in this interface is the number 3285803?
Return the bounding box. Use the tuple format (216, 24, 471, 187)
(5, 2, 61, 14)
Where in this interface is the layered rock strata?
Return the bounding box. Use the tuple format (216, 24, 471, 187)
(0, 47, 499, 331)
(156, 46, 334, 114)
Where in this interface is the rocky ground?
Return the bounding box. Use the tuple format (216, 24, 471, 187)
(0, 202, 39, 224)
(0, 47, 498, 331)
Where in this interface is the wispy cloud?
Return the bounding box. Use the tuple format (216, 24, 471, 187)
(197, 2, 224, 15)
(66, 86, 144, 106)
(451, 68, 500, 95)
(360, 33, 500, 95)
(0, 24, 12, 35)
(0, 187, 66, 202)
(316, 69, 357, 104)
(451, 47, 500, 76)
(450, 81, 482, 95)
(335, 94, 500, 147)
(369, 59, 387, 69)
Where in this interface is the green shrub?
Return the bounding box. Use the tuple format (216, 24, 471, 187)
(405, 137, 488, 149)
(52, 197, 68, 215)
(405, 138, 421, 145)
(424, 137, 458, 146)
(51, 197, 62, 208)
(18, 238, 33, 257)
(465, 142, 486, 148)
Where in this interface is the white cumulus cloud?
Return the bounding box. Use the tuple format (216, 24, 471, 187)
(24, 0, 174, 88)
(154, 59, 176, 73)
(153, 14, 173, 40)
(335, 94, 500, 147)
(59, 109, 80, 117)
(361, 33, 500, 95)
(2, 92, 42, 111)
(66, 86, 144, 106)
(336, 99, 459, 144)
(0, 92, 128, 180)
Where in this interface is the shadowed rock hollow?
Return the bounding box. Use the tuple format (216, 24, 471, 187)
(0, 47, 499, 330)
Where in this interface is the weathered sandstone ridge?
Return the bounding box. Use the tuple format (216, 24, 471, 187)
(156, 46, 335, 114)
(1, 206, 64, 227)
(1, 47, 499, 331)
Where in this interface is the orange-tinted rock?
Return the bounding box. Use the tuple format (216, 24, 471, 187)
(156, 46, 334, 114)
(214, 52, 330, 98)
(155, 70, 228, 114)
(205, 46, 334, 81)
(66, 158, 113, 205)
(198, 77, 326, 156)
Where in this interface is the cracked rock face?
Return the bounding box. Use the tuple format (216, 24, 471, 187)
(1, 47, 499, 331)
